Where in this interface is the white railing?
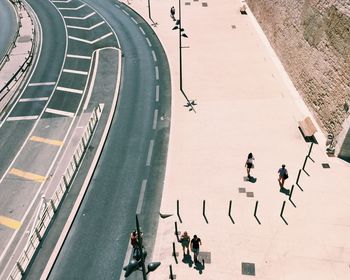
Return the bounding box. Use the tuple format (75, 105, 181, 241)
(8, 104, 103, 280)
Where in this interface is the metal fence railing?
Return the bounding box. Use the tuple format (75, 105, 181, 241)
(7, 104, 104, 280)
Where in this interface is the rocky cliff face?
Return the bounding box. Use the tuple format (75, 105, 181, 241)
(246, 0, 350, 138)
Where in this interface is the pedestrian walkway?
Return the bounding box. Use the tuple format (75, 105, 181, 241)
(120, 0, 350, 279)
(0, 2, 34, 114)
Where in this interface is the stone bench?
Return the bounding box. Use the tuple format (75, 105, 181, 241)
(298, 116, 317, 137)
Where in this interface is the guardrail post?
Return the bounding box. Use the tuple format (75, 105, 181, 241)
(34, 228, 42, 242)
(50, 199, 56, 213)
(16, 261, 25, 275)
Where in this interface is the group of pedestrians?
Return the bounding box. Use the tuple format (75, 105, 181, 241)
(179, 231, 202, 263)
(245, 153, 289, 189)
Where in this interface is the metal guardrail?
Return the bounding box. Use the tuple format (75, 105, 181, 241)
(0, 0, 35, 100)
(7, 105, 103, 280)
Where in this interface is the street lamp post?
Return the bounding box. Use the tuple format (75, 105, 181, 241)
(173, 0, 196, 112)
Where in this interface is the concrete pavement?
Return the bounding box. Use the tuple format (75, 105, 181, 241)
(120, 0, 350, 279)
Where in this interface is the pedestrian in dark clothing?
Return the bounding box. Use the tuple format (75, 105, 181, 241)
(245, 152, 255, 179)
(170, 6, 176, 21)
(278, 164, 288, 188)
(190, 235, 202, 263)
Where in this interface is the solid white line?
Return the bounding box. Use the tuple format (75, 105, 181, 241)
(63, 69, 88, 75)
(19, 97, 49, 102)
(145, 37, 152, 47)
(28, 82, 55, 87)
(155, 66, 159, 80)
(153, 109, 158, 130)
(136, 179, 147, 214)
(146, 140, 154, 166)
(83, 51, 99, 110)
(45, 108, 74, 117)
(64, 12, 95, 20)
(69, 32, 113, 44)
(156, 85, 159, 102)
(131, 17, 137, 24)
(58, 3, 85, 10)
(67, 21, 105, 31)
(151, 50, 157, 62)
(67, 54, 91, 60)
(122, 9, 129, 16)
(139, 26, 145, 35)
(52, 0, 71, 2)
(7, 116, 38, 121)
(56, 86, 83, 94)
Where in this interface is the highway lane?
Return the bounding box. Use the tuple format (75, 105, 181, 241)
(0, 0, 16, 60)
(45, 1, 171, 279)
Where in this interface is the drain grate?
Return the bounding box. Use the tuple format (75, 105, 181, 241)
(239, 187, 246, 193)
(322, 163, 330, 168)
(246, 192, 254, 198)
(242, 262, 256, 276)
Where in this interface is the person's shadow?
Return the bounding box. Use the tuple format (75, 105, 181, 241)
(182, 254, 193, 267)
(280, 186, 290, 196)
(245, 176, 257, 183)
(194, 259, 205, 274)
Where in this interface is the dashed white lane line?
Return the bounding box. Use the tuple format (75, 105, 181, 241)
(58, 3, 85, 10)
(146, 140, 154, 166)
(151, 50, 157, 62)
(67, 54, 91, 60)
(136, 179, 147, 215)
(67, 21, 105, 30)
(56, 86, 83, 94)
(45, 108, 74, 118)
(122, 9, 130, 16)
(7, 116, 38, 121)
(146, 37, 152, 47)
(28, 82, 55, 87)
(69, 32, 113, 44)
(153, 109, 158, 130)
(19, 97, 49, 102)
(131, 17, 137, 24)
(156, 85, 159, 102)
(63, 69, 88, 75)
(64, 12, 95, 20)
(139, 26, 145, 35)
(155, 66, 159, 80)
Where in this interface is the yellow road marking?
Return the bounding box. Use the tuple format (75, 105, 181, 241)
(10, 168, 46, 183)
(30, 136, 64, 146)
(0, 216, 21, 230)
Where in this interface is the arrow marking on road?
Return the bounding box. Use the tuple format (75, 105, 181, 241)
(68, 32, 113, 44)
(67, 21, 105, 31)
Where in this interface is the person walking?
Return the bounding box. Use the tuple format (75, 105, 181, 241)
(190, 234, 202, 263)
(278, 164, 288, 188)
(180, 231, 190, 256)
(170, 6, 176, 21)
(245, 153, 255, 179)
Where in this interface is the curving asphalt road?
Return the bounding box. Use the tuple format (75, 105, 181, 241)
(0, 0, 16, 60)
(21, 0, 171, 279)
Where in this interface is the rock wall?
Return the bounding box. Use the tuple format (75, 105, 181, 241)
(246, 0, 350, 138)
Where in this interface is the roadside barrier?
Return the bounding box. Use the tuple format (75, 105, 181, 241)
(8, 105, 103, 280)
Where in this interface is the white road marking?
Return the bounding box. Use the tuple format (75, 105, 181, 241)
(153, 109, 158, 129)
(146, 140, 154, 166)
(151, 50, 157, 62)
(45, 108, 74, 117)
(131, 17, 137, 24)
(83, 50, 99, 110)
(58, 4, 85, 10)
(69, 32, 113, 44)
(122, 9, 129, 16)
(63, 69, 88, 75)
(136, 179, 147, 214)
(67, 54, 91, 60)
(28, 82, 55, 87)
(139, 26, 145, 35)
(56, 86, 83, 94)
(145, 37, 152, 47)
(64, 12, 95, 20)
(7, 116, 38, 121)
(155, 66, 159, 80)
(52, 0, 72, 2)
(156, 85, 159, 102)
(67, 21, 105, 30)
(19, 97, 49, 102)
